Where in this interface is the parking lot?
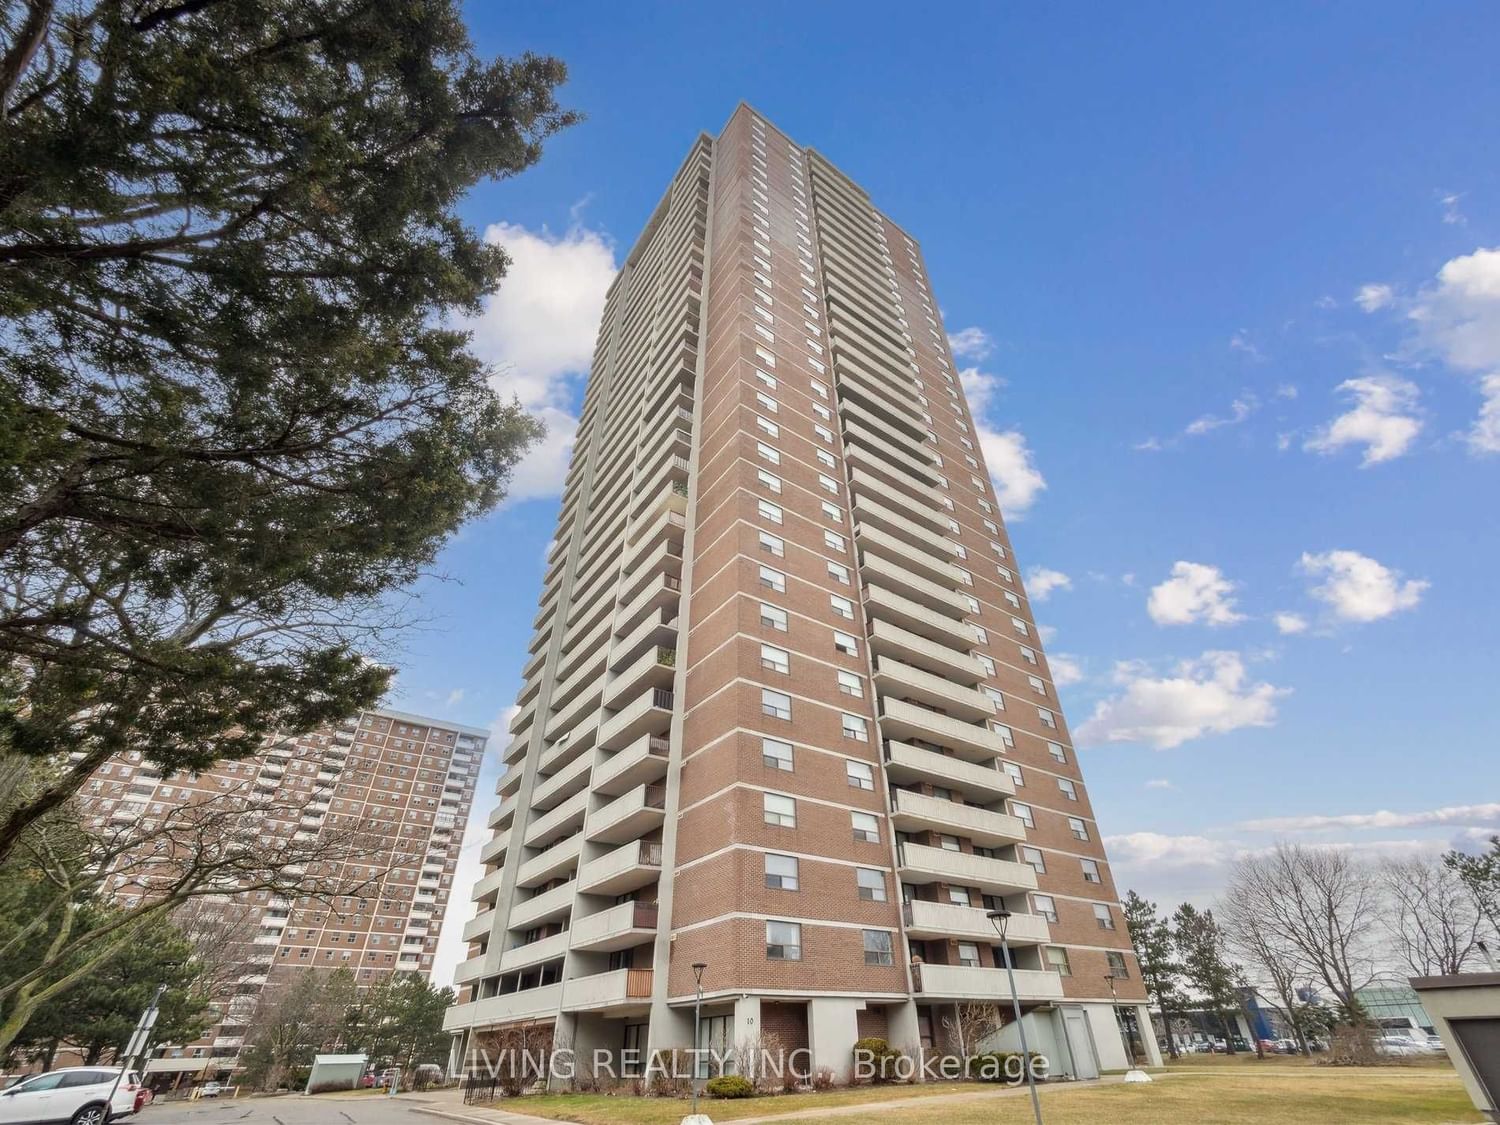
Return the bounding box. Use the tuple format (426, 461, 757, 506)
(137, 1093, 440, 1125)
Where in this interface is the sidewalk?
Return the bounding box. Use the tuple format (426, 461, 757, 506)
(406, 1088, 563, 1125)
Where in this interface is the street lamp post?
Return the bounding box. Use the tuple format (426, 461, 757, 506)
(988, 910, 1044, 1125)
(691, 962, 707, 1118)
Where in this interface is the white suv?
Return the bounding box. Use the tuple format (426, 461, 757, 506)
(0, 1067, 140, 1124)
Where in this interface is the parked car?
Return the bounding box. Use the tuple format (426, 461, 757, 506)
(200, 1081, 223, 1098)
(0, 1067, 140, 1125)
(1425, 1034, 1446, 1053)
(1375, 1035, 1422, 1057)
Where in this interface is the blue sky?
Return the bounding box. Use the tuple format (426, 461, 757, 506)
(404, 4, 1500, 980)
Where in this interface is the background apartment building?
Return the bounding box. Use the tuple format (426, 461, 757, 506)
(79, 707, 486, 1086)
(447, 105, 1158, 1082)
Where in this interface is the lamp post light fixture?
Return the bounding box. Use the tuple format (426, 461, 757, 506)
(691, 961, 708, 1118)
(988, 909, 1044, 1125)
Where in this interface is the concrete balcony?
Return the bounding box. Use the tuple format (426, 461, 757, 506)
(613, 574, 684, 639)
(868, 619, 984, 685)
(879, 697, 1009, 760)
(509, 879, 576, 929)
(848, 467, 949, 533)
(627, 488, 688, 546)
(454, 953, 487, 985)
(609, 607, 680, 674)
(561, 968, 654, 1015)
(463, 908, 496, 943)
(598, 688, 674, 752)
(500, 930, 571, 973)
(594, 733, 670, 797)
(603, 646, 678, 711)
(531, 750, 595, 811)
(903, 900, 1050, 946)
(480, 829, 511, 866)
(489, 795, 517, 830)
(516, 833, 582, 888)
(618, 539, 684, 606)
(472, 866, 505, 906)
(578, 839, 664, 896)
(884, 740, 1014, 801)
(545, 683, 603, 746)
(523, 788, 588, 849)
(853, 519, 959, 588)
(889, 788, 1026, 848)
(587, 783, 667, 845)
(873, 656, 995, 722)
(843, 436, 942, 504)
(539, 711, 601, 772)
(911, 963, 1063, 1003)
(864, 584, 975, 649)
(444, 983, 564, 1033)
(570, 900, 660, 953)
(898, 842, 1037, 894)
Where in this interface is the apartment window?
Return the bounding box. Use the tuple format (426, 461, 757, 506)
(1011, 617, 1029, 636)
(760, 736, 793, 771)
(1028, 675, 1046, 696)
(817, 474, 839, 496)
(766, 920, 801, 960)
(1107, 951, 1130, 979)
(816, 448, 836, 469)
(1068, 816, 1090, 841)
(1003, 761, 1024, 788)
(757, 469, 782, 494)
(824, 530, 846, 552)
(1047, 742, 1068, 764)
(813, 403, 831, 422)
(1046, 946, 1072, 977)
(761, 689, 792, 721)
(957, 942, 981, 969)
(763, 793, 796, 827)
(830, 594, 854, 620)
(821, 500, 841, 522)
(1038, 708, 1057, 729)
(760, 603, 787, 631)
(1012, 801, 1035, 829)
(833, 630, 858, 656)
(1021, 846, 1046, 874)
(756, 441, 780, 465)
(754, 324, 775, 345)
(939, 834, 961, 852)
(756, 391, 778, 413)
(759, 530, 784, 557)
(759, 565, 786, 592)
(993, 723, 1015, 748)
(1019, 646, 1038, 665)
(827, 562, 851, 585)
(814, 423, 834, 444)
(846, 760, 874, 790)
(1093, 903, 1116, 930)
(756, 415, 779, 438)
(761, 644, 790, 675)
(810, 378, 829, 399)
(973, 625, 990, 645)
(757, 499, 782, 525)
(965, 594, 981, 615)
(837, 670, 863, 698)
(852, 811, 880, 843)
(977, 654, 996, 677)
(1081, 858, 1102, 884)
(1033, 893, 1059, 923)
(948, 887, 972, 907)
(984, 687, 1006, 711)
(765, 853, 799, 891)
(841, 713, 868, 742)
(863, 929, 894, 966)
(856, 868, 887, 902)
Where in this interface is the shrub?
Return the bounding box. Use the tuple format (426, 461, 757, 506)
(813, 1066, 836, 1090)
(853, 1037, 906, 1084)
(705, 1074, 754, 1099)
(966, 1051, 1047, 1083)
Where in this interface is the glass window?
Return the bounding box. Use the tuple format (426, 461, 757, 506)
(756, 441, 780, 464)
(1047, 741, 1067, 764)
(846, 760, 874, 790)
(1068, 816, 1089, 841)
(824, 530, 846, 552)
(758, 469, 782, 494)
(852, 811, 880, 843)
(1012, 801, 1034, 829)
(1021, 846, 1046, 874)
(1093, 903, 1115, 930)
(1038, 708, 1057, 729)
(762, 738, 793, 771)
(755, 414, 779, 438)
(948, 887, 972, 907)
(766, 920, 801, 960)
(841, 713, 868, 741)
(1058, 778, 1078, 800)
(761, 689, 791, 720)
(1081, 858, 1102, 883)
(763, 792, 796, 827)
(957, 942, 981, 968)
(938, 834, 961, 852)
(1003, 761, 1024, 787)
(833, 631, 858, 656)
(759, 530, 784, 557)
(1107, 951, 1130, 978)
(827, 562, 851, 585)
(863, 929, 894, 965)
(837, 670, 863, 698)
(761, 644, 790, 675)
(1046, 946, 1072, 976)
(1032, 893, 1058, 923)
(830, 594, 854, 620)
(757, 499, 782, 525)
(759, 565, 785, 592)
(759, 603, 787, 631)
(856, 867, 887, 901)
(765, 853, 799, 890)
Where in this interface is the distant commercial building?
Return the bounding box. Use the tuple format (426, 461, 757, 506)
(445, 104, 1153, 1083)
(75, 707, 485, 1086)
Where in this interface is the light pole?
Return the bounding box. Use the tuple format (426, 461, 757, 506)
(691, 962, 707, 1118)
(988, 910, 1044, 1125)
(1104, 973, 1135, 1063)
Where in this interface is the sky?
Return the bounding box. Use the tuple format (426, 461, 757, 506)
(393, 3, 1500, 985)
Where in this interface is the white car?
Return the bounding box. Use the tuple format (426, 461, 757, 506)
(0, 1067, 139, 1124)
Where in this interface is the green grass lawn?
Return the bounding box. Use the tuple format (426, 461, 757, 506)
(481, 1063, 1479, 1125)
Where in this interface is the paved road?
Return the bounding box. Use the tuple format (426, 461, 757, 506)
(138, 1094, 436, 1125)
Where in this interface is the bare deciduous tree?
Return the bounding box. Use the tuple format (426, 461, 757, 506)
(1219, 871, 1312, 1054)
(1379, 856, 1482, 976)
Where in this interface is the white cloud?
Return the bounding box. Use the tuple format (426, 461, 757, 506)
(948, 326, 995, 361)
(468, 219, 617, 503)
(1048, 654, 1084, 687)
(959, 366, 1006, 413)
(1410, 247, 1500, 452)
(1147, 562, 1246, 627)
(1229, 330, 1264, 361)
(1471, 373, 1500, 454)
(1356, 283, 1395, 312)
(1438, 191, 1466, 227)
(1076, 651, 1287, 750)
(1025, 567, 1073, 601)
(1273, 612, 1309, 635)
(1241, 803, 1500, 834)
(1144, 778, 1175, 790)
(1104, 831, 1235, 868)
(978, 426, 1047, 518)
(444, 688, 465, 707)
(1303, 374, 1422, 466)
(1036, 624, 1058, 645)
(1132, 437, 1164, 452)
(1275, 383, 1299, 400)
(1299, 549, 1428, 623)
(1185, 393, 1258, 436)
